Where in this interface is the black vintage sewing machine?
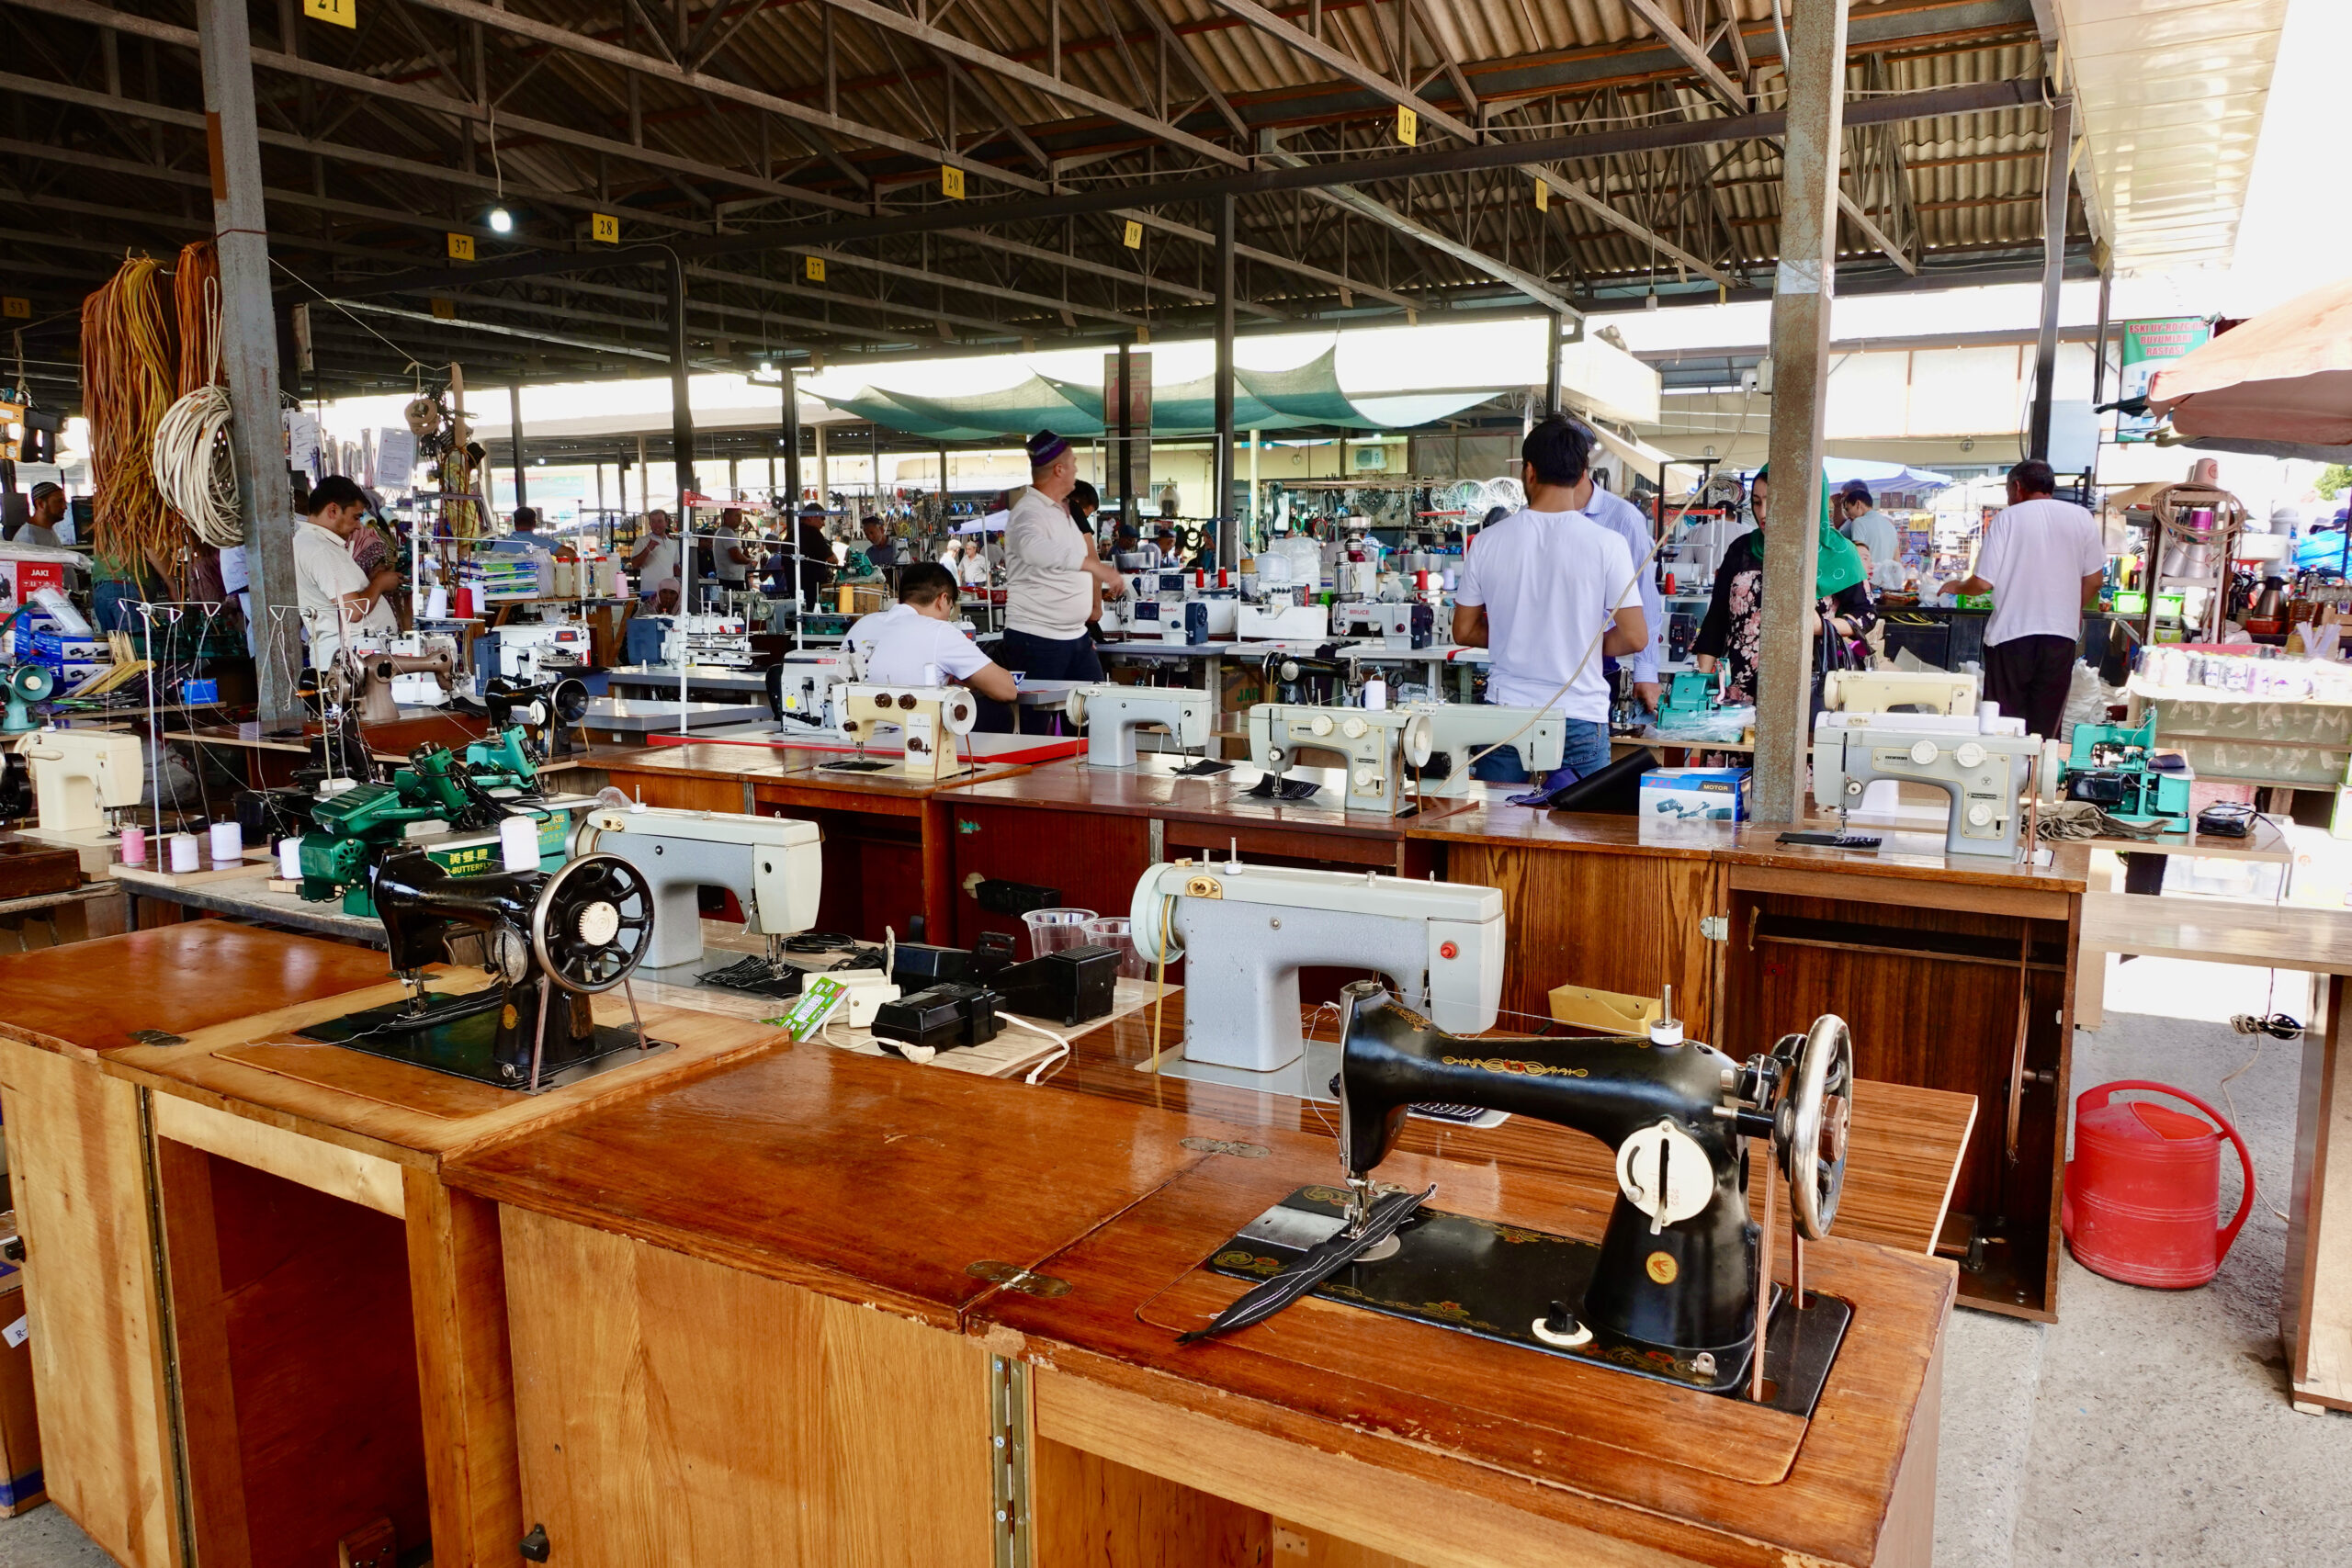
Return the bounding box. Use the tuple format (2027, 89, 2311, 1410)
(299, 848, 670, 1090)
(1195, 983, 1855, 1412)
(481, 674, 592, 759)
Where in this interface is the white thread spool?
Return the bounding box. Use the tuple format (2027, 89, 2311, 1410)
(1361, 675, 1388, 711)
(499, 815, 539, 874)
(168, 832, 200, 874)
(209, 820, 243, 863)
(425, 585, 450, 619)
(277, 836, 303, 879)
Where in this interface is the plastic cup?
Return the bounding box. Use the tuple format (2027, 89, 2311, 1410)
(1022, 907, 1097, 960)
(1081, 916, 1145, 978)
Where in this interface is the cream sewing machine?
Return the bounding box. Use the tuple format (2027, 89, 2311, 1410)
(571, 806, 823, 977)
(1811, 708, 2041, 857)
(1399, 702, 1565, 798)
(1065, 684, 1214, 767)
(338, 648, 455, 726)
(20, 726, 142, 834)
(1130, 857, 1503, 1071)
(1820, 670, 1982, 718)
(1246, 703, 1436, 815)
(836, 683, 980, 781)
(1237, 603, 1330, 641)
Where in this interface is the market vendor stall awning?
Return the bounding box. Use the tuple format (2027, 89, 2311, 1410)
(811, 348, 1501, 440)
(1821, 457, 1955, 494)
(2147, 277, 2352, 457)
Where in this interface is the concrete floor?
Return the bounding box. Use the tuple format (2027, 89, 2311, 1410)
(0, 954, 2343, 1567)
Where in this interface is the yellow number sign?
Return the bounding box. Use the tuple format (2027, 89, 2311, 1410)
(0, 298, 28, 321)
(942, 164, 966, 199)
(1396, 106, 1417, 146)
(302, 0, 356, 27)
(590, 212, 620, 243)
(447, 232, 476, 262)
(805, 255, 827, 283)
(430, 299, 458, 321)
(1122, 220, 1143, 250)
(1533, 177, 1548, 213)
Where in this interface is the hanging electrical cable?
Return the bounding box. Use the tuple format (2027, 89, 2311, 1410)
(153, 276, 242, 547)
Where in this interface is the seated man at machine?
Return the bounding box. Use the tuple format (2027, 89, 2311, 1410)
(1452, 416, 1646, 790)
(845, 563, 1018, 706)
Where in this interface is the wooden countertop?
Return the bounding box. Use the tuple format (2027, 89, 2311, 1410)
(601, 742, 1032, 800)
(0, 925, 390, 1061)
(1413, 803, 2093, 894)
(939, 756, 1480, 839)
(446, 1039, 1218, 1325)
(982, 1117, 1952, 1568)
(2078, 891, 2352, 976)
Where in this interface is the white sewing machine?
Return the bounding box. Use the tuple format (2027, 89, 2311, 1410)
(493, 622, 590, 683)
(1238, 603, 1330, 641)
(1400, 703, 1566, 798)
(1064, 684, 1214, 767)
(663, 615, 752, 669)
(1247, 703, 1435, 815)
(571, 806, 822, 975)
(1129, 858, 1503, 1072)
(767, 651, 856, 736)
(838, 683, 980, 781)
(1812, 711, 2042, 857)
(1820, 670, 1982, 717)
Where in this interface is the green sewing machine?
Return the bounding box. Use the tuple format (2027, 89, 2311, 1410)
(299, 729, 566, 915)
(2060, 710, 2193, 830)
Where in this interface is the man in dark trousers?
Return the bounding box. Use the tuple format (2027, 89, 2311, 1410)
(1951, 459, 2106, 740)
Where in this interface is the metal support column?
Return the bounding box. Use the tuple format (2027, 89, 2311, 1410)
(782, 363, 802, 506)
(636, 433, 650, 517)
(1116, 344, 1135, 529)
(1544, 312, 1565, 417)
(1213, 193, 1238, 567)
(1753, 0, 1850, 824)
(508, 382, 527, 513)
(197, 0, 300, 720)
(666, 253, 696, 525)
(2090, 267, 2113, 408)
(2028, 92, 2074, 461)
(813, 420, 828, 510)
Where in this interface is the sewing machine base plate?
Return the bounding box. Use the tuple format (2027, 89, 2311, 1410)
(300, 991, 674, 1092)
(1206, 1187, 1849, 1415)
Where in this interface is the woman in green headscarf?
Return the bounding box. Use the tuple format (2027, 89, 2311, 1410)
(1690, 466, 1877, 707)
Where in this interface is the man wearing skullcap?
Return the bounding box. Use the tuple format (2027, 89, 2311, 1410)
(1001, 429, 1125, 685)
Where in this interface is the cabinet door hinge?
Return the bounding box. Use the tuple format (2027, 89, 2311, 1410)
(989, 1354, 1033, 1568)
(1699, 915, 1728, 942)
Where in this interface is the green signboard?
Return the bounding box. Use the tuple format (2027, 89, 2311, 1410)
(2117, 317, 2212, 442)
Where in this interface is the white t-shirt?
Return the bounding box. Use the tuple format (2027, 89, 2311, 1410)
(293, 520, 397, 665)
(715, 530, 751, 585)
(847, 603, 994, 686)
(1455, 507, 1639, 723)
(1002, 485, 1093, 640)
(1974, 497, 2105, 645)
(633, 534, 680, 591)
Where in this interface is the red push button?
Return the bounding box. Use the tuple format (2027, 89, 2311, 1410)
(1439, 942, 1458, 960)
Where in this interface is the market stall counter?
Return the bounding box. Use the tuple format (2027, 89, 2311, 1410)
(444, 1000, 1969, 1567)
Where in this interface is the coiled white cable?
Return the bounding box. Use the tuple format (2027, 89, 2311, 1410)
(153, 383, 242, 547)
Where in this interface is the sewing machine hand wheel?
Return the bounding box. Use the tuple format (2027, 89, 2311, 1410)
(529, 853, 654, 993)
(1781, 1014, 1854, 1240)
(1064, 687, 1089, 731)
(1400, 713, 1434, 769)
(548, 677, 591, 727)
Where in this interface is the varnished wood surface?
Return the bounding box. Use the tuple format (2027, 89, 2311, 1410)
(1041, 991, 1970, 1259)
(0, 924, 390, 1060)
(98, 972, 786, 1169)
(942, 756, 1479, 840)
(1410, 803, 2091, 894)
(447, 1041, 1218, 1325)
(2080, 890, 2352, 976)
(602, 742, 1031, 801)
(499, 1209, 995, 1566)
(984, 1112, 1954, 1568)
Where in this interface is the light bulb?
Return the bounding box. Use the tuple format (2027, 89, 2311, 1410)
(488, 206, 514, 234)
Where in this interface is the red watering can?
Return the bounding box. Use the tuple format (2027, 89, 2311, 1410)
(2062, 1080, 2255, 1289)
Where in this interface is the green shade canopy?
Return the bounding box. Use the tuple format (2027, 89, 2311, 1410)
(809, 348, 1499, 440)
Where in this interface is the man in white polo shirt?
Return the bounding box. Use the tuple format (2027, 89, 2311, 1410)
(846, 562, 1017, 704)
(1951, 458, 2105, 740)
(1453, 416, 1646, 791)
(1001, 428, 1125, 685)
(292, 475, 397, 669)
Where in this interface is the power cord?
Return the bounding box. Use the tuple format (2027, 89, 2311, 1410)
(2222, 964, 2301, 1224)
